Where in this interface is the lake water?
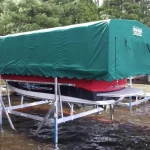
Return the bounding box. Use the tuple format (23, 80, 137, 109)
(1, 84, 150, 150)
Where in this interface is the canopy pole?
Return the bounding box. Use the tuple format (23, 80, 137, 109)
(54, 77, 58, 150)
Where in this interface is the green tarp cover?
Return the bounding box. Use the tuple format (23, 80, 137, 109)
(0, 19, 150, 81)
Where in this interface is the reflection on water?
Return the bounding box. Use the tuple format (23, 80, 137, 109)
(1, 84, 150, 150)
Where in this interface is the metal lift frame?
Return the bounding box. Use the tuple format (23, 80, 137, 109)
(0, 77, 116, 149)
(0, 77, 150, 149)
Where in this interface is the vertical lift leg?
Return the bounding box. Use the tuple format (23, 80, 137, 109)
(0, 96, 15, 130)
(54, 77, 58, 150)
(0, 77, 15, 131)
(58, 84, 63, 118)
(21, 96, 24, 105)
(0, 96, 2, 131)
(110, 104, 114, 120)
(129, 97, 132, 111)
(129, 77, 132, 111)
(6, 80, 11, 107)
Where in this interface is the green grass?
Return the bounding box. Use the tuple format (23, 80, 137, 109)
(0, 80, 5, 85)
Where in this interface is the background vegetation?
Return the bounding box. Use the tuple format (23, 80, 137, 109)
(0, 0, 150, 35)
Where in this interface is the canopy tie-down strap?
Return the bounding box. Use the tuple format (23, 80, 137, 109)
(125, 39, 132, 51)
(147, 44, 150, 53)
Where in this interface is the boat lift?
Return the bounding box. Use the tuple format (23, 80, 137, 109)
(0, 77, 116, 149)
(0, 77, 150, 149)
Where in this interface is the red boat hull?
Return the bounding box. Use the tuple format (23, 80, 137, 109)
(2, 75, 126, 92)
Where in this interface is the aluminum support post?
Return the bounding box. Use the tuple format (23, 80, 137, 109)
(6, 81, 11, 107)
(21, 96, 24, 105)
(129, 97, 132, 111)
(58, 84, 63, 118)
(0, 98, 15, 130)
(129, 77, 132, 87)
(0, 77, 15, 130)
(54, 77, 58, 150)
(34, 105, 55, 135)
(109, 104, 114, 120)
(0, 78, 3, 131)
(70, 104, 74, 116)
(0, 94, 2, 131)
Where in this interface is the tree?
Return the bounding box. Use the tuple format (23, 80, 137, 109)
(137, 0, 150, 26)
(1, 0, 150, 36)
(98, 0, 150, 27)
(0, 0, 100, 35)
(0, 0, 62, 35)
(60, 0, 99, 25)
(99, 0, 142, 20)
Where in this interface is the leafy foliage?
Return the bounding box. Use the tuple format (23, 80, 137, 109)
(99, 0, 142, 20)
(0, 0, 150, 35)
(99, 0, 150, 26)
(0, 0, 99, 35)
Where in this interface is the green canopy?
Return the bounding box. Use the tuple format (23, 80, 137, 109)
(0, 19, 150, 81)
